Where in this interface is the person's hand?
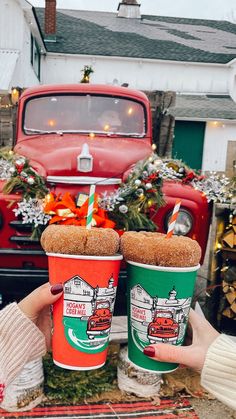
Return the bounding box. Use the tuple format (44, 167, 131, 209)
(143, 309, 220, 373)
(18, 282, 63, 350)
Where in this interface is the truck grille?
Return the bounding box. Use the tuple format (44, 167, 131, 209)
(9, 220, 34, 232)
(10, 235, 40, 245)
(9, 220, 41, 245)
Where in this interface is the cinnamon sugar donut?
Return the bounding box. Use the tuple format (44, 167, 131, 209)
(40, 225, 120, 256)
(121, 231, 201, 267)
(120, 231, 165, 265)
(154, 235, 201, 267)
(85, 227, 120, 256)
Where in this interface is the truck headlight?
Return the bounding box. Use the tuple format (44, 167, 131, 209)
(165, 209, 193, 236)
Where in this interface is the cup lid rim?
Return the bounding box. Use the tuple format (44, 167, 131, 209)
(127, 260, 200, 272)
(46, 252, 123, 260)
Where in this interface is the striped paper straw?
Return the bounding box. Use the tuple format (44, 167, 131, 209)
(166, 199, 181, 238)
(86, 184, 96, 229)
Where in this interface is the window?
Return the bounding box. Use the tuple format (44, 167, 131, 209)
(30, 35, 41, 80)
(23, 94, 146, 137)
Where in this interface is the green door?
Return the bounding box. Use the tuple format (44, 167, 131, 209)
(172, 121, 205, 170)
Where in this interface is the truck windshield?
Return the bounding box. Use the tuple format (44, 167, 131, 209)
(155, 312, 172, 319)
(96, 301, 110, 309)
(23, 94, 146, 137)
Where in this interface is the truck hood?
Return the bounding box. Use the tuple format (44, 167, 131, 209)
(14, 135, 152, 179)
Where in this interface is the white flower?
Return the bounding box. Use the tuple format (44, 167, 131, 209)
(134, 179, 141, 186)
(154, 159, 162, 169)
(27, 176, 35, 185)
(0, 159, 15, 179)
(136, 188, 144, 196)
(13, 198, 51, 227)
(9, 166, 16, 174)
(147, 163, 157, 173)
(119, 204, 128, 214)
(15, 158, 26, 166)
(145, 183, 152, 190)
(20, 171, 28, 178)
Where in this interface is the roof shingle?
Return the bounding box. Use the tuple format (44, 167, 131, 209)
(35, 8, 236, 64)
(171, 94, 236, 120)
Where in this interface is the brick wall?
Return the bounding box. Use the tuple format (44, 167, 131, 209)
(45, 0, 56, 35)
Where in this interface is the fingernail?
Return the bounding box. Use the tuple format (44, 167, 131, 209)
(143, 346, 156, 357)
(50, 284, 63, 295)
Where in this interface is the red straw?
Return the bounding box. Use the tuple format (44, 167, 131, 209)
(166, 199, 181, 238)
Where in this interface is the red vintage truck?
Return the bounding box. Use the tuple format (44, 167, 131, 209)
(87, 301, 112, 339)
(148, 310, 179, 344)
(0, 84, 212, 311)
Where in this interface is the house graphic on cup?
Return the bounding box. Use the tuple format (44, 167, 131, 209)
(130, 285, 191, 348)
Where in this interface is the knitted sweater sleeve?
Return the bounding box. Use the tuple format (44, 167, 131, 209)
(0, 303, 46, 403)
(201, 334, 236, 410)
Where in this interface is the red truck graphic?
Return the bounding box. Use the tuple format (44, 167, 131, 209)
(148, 310, 179, 344)
(87, 301, 112, 339)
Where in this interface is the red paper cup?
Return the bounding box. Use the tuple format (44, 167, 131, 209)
(47, 253, 123, 370)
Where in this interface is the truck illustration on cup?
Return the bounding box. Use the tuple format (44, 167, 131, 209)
(87, 300, 112, 340)
(147, 309, 179, 344)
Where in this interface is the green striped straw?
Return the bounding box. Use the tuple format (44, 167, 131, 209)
(86, 184, 96, 229)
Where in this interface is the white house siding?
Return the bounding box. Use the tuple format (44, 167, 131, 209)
(0, 1, 24, 50)
(229, 60, 236, 102)
(42, 54, 230, 95)
(202, 121, 236, 172)
(0, 0, 39, 91)
(11, 20, 40, 89)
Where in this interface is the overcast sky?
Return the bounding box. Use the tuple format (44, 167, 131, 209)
(30, 0, 236, 21)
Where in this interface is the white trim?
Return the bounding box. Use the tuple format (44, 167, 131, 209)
(46, 176, 122, 185)
(127, 261, 200, 272)
(47, 253, 123, 261)
(53, 360, 105, 370)
(175, 117, 236, 122)
(46, 51, 229, 68)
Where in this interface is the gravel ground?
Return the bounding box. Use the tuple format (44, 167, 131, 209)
(190, 398, 236, 418)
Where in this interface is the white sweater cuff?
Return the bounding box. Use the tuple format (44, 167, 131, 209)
(0, 303, 46, 387)
(201, 334, 236, 410)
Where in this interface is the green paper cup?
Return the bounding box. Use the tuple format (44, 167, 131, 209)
(127, 261, 200, 373)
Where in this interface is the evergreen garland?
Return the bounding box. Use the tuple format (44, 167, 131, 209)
(1, 151, 48, 199)
(101, 154, 165, 231)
